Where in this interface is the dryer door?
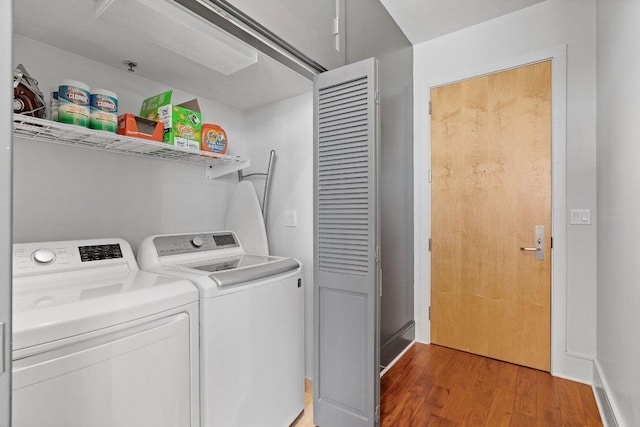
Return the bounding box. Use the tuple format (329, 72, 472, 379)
(12, 312, 195, 427)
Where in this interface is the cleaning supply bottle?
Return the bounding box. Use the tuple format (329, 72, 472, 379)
(201, 123, 228, 154)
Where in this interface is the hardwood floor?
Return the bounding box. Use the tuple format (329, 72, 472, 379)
(292, 378, 314, 427)
(381, 343, 602, 426)
(298, 343, 602, 426)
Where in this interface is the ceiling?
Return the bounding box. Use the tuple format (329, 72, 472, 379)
(13, 0, 312, 111)
(379, 0, 547, 44)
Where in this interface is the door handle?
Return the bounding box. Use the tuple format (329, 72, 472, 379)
(520, 226, 544, 260)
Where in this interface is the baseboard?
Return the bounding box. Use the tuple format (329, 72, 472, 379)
(553, 352, 594, 384)
(593, 359, 621, 427)
(380, 320, 415, 368)
(380, 340, 415, 376)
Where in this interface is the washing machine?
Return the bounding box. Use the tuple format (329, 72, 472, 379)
(137, 231, 304, 427)
(12, 238, 200, 427)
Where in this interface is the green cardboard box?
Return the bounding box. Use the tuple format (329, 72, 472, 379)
(140, 90, 173, 122)
(157, 99, 202, 150)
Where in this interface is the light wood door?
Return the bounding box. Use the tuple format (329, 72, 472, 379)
(430, 60, 551, 371)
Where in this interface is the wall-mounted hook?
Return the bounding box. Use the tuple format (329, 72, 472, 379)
(123, 60, 138, 72)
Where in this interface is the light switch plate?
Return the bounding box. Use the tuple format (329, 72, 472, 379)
(284, 210, 297, 227)
(570, 208, 591, 225)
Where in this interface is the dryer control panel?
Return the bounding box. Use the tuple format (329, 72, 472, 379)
(153, 232, 240, 257)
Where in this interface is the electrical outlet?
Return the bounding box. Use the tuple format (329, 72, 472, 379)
(284, 210, 297, 227)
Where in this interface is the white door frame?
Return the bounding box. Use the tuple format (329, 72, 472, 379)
(413, 45, 589, 380)
(0, 0, 12, 422)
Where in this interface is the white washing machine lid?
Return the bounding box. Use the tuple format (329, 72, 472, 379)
(183, 254, 300, 288)
(137, 231, 301, 298)
(13, 268, 197, 351)
(12, 238, 198, 351)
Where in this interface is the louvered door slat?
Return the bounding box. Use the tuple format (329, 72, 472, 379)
(318, 99, 368, 116)
(318, 129, 367, 141)
(319, 120, 368, 135)
(317, 134, 368, 147)
(318, 169, 367, 178)
(318, 83, 367, 103)
(320, 148, 368, 159)
(320, 150, 369, 162)
(318, 108, 368, 124)
(318, 78, 367, 96)
(319, 110, 367, 125)
(318, 206, 368, 212)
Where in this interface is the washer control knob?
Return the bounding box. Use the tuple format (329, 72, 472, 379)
(33, 248, 56, 265)
(191, 237, 204, 248)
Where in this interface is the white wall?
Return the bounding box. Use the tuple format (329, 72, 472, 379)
(596, 0, 640, 425)
(413, 0, 597, 382)
(12, 35, 248, 251)
(243, 92, 314, 377)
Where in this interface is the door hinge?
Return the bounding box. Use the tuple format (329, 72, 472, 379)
(428, 169, 432, 183)
(375, 91, 381, 105)
(0, 322, 4, 374)
(551, 236, 553, 249)
(429, 101, 432, 115)
(376, 246, 382, 297)
(429, 238, 432, 252)
(375, 405, 381, 423)
(332, 16, 340, 51)
(428, 306, 431, 320)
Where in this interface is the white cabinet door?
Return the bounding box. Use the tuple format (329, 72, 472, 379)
(0, 2, 12, 426)
(224, 0, 345, 70)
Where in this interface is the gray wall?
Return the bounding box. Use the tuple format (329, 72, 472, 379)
(596, 0, 640, 425)
(344, 0, 415, 364)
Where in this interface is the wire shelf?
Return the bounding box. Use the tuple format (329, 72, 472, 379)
(12, 114, 249, 178)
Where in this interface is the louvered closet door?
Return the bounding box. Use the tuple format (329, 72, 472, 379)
(313, 57, 380, 427)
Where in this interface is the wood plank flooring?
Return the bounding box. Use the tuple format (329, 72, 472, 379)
(382, 343, 601, 426)
(297, 343, 602, 426)
(293, 379, 314, 427)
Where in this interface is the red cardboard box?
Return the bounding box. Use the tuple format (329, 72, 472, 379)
(117, 113, 163, 141)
